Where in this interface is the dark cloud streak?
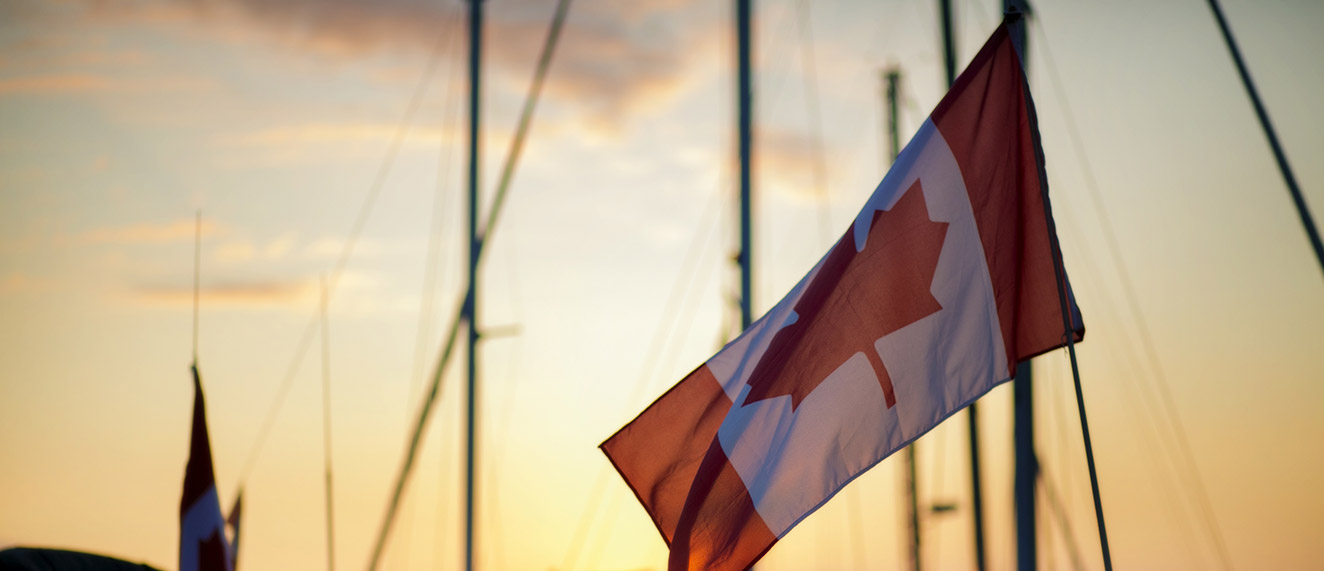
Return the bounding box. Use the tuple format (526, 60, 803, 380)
(74, 0, 719, 130)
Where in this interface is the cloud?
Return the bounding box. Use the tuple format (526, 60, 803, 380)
(81, 218, 220, 245)
(134, 279, 315, 307)
(73, 0, 718, 128)
(757, 126, 835, 201)
(0, 73, 112, 94)
(223, 122, 456, 147)
(303, 236, 382, 261)
(0, 72, 214, 96)
(212, 234, 296, 264)
(0, 272, 59, 295)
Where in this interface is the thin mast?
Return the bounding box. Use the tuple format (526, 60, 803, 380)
(320, 276, 337, 571)
(886, 67, 921, 571)
(364, 0, 570, 566)
(936, 2, 986, 569)
(464, 1, 483, 570)
(737, 0, 753, 331)
(1204, 0, 1324, 279)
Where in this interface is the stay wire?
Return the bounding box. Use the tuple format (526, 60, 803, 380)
(367, 2, 573, 567)
(1038, 462, 1087, 571)
(1016, 15, 1112, 569)
(562, 186, 725, 571)
(237, 18, 457, 485)
(1206, 0, 1324, 280)
(1034, 21, 1234, 571)
(794, 0, 833, 247)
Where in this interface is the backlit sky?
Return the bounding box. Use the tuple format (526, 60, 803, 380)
(2, 0, 1322, 570)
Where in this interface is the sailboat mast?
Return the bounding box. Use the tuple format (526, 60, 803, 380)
(737, 0, 753, 331)
(937, 3, 988, 570)
(885, 67, 922, 571)
(1007, 4, 1038, 570)
(465, 0, 483, 569)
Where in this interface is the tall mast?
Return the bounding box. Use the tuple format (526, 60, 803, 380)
(1007, 4, 1038, 570)
(936, 3, 987, 570)
(885, 67, 921, 571)
(464, 0, 483, 569)
(737, 0, 753, 331)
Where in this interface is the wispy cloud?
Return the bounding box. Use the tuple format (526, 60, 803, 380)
(0, 272, 59, 295)
(224, 122, 455, 147)
(0, 73, 112, 94)
(213, 234, 296, 264)
(0, 72, 214, 96)
(80, 218, 220, 245)
(758, 126, 836, 201)
(134, 279, 314, 307)
(73, 0, 718, 128)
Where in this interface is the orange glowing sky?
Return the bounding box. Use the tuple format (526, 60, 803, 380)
(2, 1, 1322, 570)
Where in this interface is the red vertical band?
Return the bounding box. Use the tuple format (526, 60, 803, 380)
(601, 365, 734, 542)
(932, 25, 1083, 373)
(667, 439, 778, 571)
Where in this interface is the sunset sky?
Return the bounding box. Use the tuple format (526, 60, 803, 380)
(2, 0, 1323, 570)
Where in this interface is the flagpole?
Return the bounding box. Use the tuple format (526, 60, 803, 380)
(1012, 10, 1113, 569)
(937, 3, 987, 570)
(464, 1, 483, 570)
(192, 210, 201, 365)
(1204, 0, 1324, 279)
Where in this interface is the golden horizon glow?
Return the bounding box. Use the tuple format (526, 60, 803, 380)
(3, 1, 1323, 570)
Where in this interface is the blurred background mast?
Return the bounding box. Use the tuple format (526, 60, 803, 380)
(464, 1, 483, 570)
(935, 2, 987, 570)
(1005, 1, 1037, 570)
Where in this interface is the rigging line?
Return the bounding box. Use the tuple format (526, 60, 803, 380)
(1018, 16, 1112, 568)
(431, 377, 460, 571)
(1057, 207, 1208, 560)
(236, 17, 457, 485)
(582, 491, 625, 571)
(559, 468, 613, 571)
(794, 0, 833, 248)
(844, 486, 867, 569)
(926, 410, 948, 568)
(1034, 22, 1235, 571)
(368, 2, 573, 567)
(1038, 460, 1087, 571)
(1206, 0, 1324, 280)
(562, 185, 725, 571)
(480, 0, 571, 249)
(320, 276, 337, 571)
(409, 19, 466, 411)
(399, 25, 466, 571)
(486, 245, 528, 571)
(396, 24, 465, 571)
(1051, 205, 1206, 555)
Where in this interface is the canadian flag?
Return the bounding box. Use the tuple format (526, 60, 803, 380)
(601, 19, 1083, 571)
(180, 365, 234, 571)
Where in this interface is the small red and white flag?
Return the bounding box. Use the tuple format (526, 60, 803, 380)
(180, 365, 233, 571)
(601, 19, 1083, 571)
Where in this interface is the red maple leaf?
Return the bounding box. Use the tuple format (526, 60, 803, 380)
(743, 180, 948, 411)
